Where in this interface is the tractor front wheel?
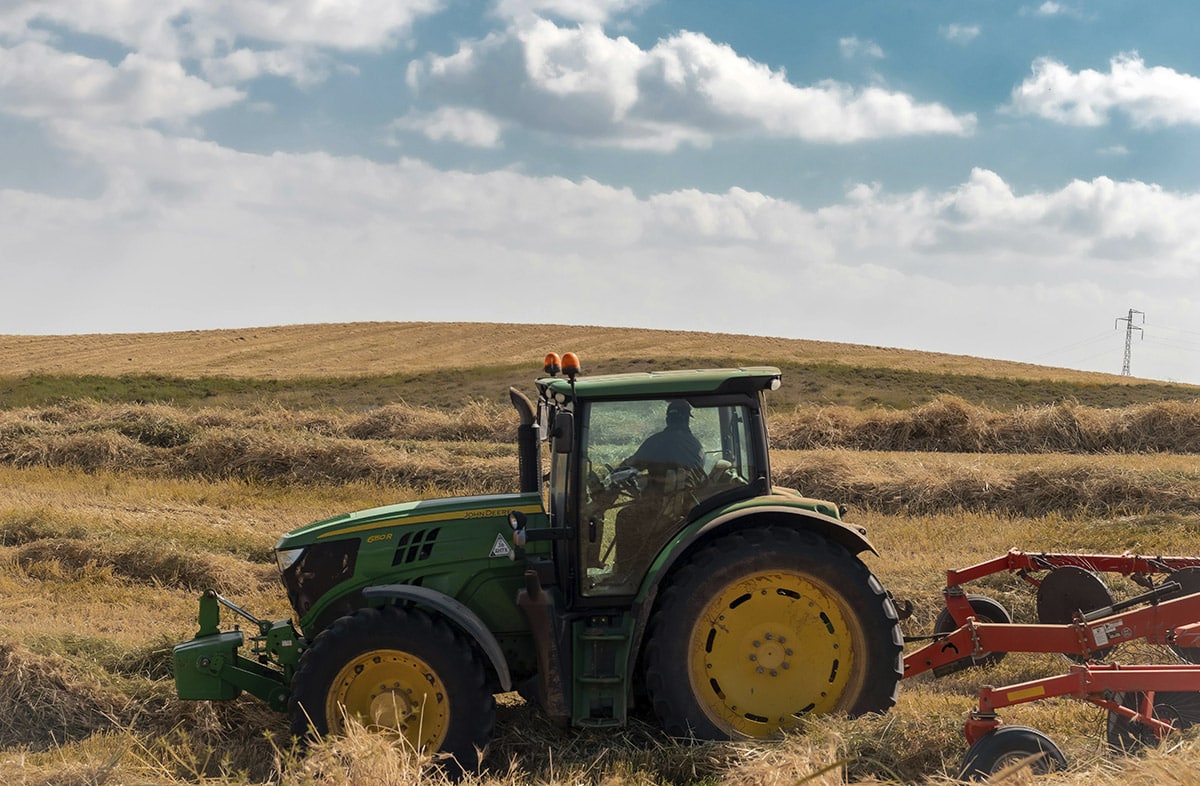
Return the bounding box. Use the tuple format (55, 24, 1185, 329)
(642, 527, 902, 740)
(289, 605, 494, 773)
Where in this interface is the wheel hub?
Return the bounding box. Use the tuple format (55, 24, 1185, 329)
(747, 630, 791, 673)
(368, 685, 416, 730)
(690, 571, 861, 736)
(327, 649, 449, 751)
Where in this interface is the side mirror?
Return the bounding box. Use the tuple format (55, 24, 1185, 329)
(551, 412, 574, 454)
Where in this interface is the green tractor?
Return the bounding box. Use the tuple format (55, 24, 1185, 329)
(174, 355, 903, 769)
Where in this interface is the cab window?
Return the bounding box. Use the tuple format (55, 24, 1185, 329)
(578, 398, 757, 596)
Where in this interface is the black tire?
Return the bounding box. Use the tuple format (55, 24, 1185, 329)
(642, 527, 902, 740)
(289, 605, 494, 774)
(1106, 690, 1200, 753)
(932, 595, 1012, 669)
(959, 725, 1067, 781)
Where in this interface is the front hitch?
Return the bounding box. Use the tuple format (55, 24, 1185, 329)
(173, 589, 303, 713)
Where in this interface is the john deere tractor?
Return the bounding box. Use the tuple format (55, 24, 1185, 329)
(174, 355, 903, 769)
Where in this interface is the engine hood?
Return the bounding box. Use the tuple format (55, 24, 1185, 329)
(275, 492, 544, 550)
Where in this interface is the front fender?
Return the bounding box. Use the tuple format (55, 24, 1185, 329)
(362, 584, 512, 692)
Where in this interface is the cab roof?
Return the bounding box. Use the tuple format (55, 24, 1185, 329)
(537, 366, 782, 399)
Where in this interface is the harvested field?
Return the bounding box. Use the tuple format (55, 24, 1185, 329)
(1, 322, 1200, 785)
(3, 398, 1200, 520)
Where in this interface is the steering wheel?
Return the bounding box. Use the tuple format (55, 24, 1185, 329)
(606, 464, 642, 494)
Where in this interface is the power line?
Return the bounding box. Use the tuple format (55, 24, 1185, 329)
(1034, 329, 1115, 360)
(1145, 334, 1200, 354)
(1114, 308, 1144, 376)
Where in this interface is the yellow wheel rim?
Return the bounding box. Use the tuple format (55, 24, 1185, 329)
(687, 569, 865, 737)
(326, 648, 449, 752)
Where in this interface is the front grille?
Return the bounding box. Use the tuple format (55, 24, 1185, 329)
(282, 539, 359, 617)
(392, 527, 440, 565)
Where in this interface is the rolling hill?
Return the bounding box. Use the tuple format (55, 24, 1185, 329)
(1, 321, 1195, 411)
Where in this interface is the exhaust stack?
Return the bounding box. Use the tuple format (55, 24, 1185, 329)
(509, 387, 541, 494)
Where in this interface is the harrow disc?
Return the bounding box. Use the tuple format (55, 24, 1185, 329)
(1037, 566, 1116, 659)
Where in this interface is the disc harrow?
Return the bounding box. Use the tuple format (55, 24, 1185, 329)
(904, 549, 1200, 780)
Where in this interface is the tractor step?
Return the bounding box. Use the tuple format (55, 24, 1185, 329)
(571, 614, 633, 727)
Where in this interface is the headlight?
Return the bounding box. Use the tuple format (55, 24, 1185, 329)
(275, 547, 306, 573)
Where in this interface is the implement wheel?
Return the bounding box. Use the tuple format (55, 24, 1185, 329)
(932, 595, 1012, 670)
(289, 606, 494, 773)
(1106, 690, 1200, 753)
(959, 725, 1067, 780)
(642, 527, 902, 740)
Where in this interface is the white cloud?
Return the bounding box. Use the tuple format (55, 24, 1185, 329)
(392, 107, 507, 148)
(193, 0, 443, 51)
(406, 19, 974, 150)
(0, 1, 442, 85)
(4, 125, 1198, 383)
(940, 24, 981, 44)
(0, 41, 243, 124)
(201, 47, 341, 87)
(1010, 53, 1200, 128)
(839, 36, 884, 60)
(1028, 2, 1081, 18)
(492, 0, 654, 25)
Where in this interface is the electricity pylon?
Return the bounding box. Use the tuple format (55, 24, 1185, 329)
(1114, 308, 1145, 376)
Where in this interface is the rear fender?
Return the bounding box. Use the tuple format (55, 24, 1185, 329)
(362, 584, 513, 692)
(651, 505, 877, 592)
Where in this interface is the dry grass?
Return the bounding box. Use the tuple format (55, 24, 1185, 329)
(776, 449, 1200, 517)
(771, 396, 1200, 453)
(4, 399, 1200, 522)
(0, 321, 1153, 385)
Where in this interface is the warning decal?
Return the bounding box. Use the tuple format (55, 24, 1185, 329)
(490, 533, 513, 558)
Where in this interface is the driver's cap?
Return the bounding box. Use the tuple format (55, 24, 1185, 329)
(666, 400, 693, 420)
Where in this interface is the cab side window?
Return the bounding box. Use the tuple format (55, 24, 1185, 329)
(579, 399, 756, 596)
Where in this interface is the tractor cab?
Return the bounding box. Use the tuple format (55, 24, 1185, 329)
(526, 353, 784, 600)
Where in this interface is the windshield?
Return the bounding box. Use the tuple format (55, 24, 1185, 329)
(578, 398, 759, 596)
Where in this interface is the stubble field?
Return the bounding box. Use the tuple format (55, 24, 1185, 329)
(1, 322, 1199, 786)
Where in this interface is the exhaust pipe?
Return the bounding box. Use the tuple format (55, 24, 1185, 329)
(509, 387, 541, 494)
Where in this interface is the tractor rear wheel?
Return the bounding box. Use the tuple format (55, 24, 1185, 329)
(642, 527, 902, 740)
(289, 605, 494, 773)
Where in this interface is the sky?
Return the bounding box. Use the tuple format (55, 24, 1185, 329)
(2, 1, 1199, 384)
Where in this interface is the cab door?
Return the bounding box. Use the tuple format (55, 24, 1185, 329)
(576, 397, 762, 598)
